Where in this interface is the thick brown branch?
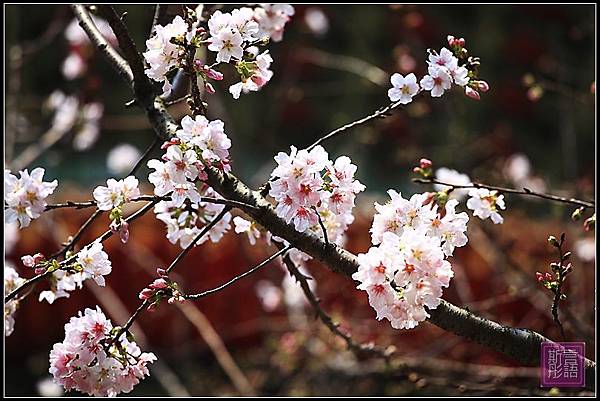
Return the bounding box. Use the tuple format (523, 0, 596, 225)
(71, 5, 133, 83)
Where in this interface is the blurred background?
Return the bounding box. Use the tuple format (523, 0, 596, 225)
(4, 4, 596, 396)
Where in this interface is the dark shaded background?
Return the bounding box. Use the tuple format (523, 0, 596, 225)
(4, 4, 596, 396)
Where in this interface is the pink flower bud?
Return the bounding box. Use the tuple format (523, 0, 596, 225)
(119, 222, 130, 244)
(475, 80, 490, 92)
(535, 272, 544, 282)
(204, 67, 224, 81)
(35, 267, 47, 274)
(156, 268, 168, 277)
(419, 158, 432, 169)
(465, 86, 480, 100)
(21, 255, 35, 268)
(139, 288, 154, 300)
(545, 273, 553, 281)
(205, 82, 215, 94)
(149, 278, 169, 290)
(457, 38, 466, 47)
(33, 253, 45, 264)
(447, 35, 455, 46)
(413, 167, 421, 174)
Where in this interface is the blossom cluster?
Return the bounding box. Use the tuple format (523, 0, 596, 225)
(147, 114, 234, 247)
(93, 176, 140, 211)
(143, 5, 293, 99)
(154, 186, 232, 249)
(49, 307, 156, 396)
(269, 145, 365, 237)
(138, 268, 185, 311)
(37, 241, 113, 304)
(388, 35, 489, 104)
(5, 168, 58, 228)
(353, 191, 468, 329)
(4, 265, 26, 337)
(424, 162, 507, 225)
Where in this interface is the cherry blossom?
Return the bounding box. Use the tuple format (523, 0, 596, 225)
(434, 167, 472, 200)
(4, 265, 26, 337)
(208, 29, 244, 63)
(269, 145, 364, 236)
(93, 176, 140, 211)
(143, 16, 190, 96)
(153, 187, 232, 249)
(466, 188, 506, 224)
(4, 168, 58, 228)
(420, 65, 452, 97)
(233, 216, 261, 245)
(254, 4, 295, 42)
(49, 306, 156, 396)
(229, 51, 274, 99)
(387, 73, 420, 104)
(354, 189, 468, 330)
(39, 242, 112, 304)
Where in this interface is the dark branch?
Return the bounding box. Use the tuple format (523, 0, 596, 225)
(186, 245, 292, 300)
(413, 177, 595, 209)
(281, 249, 394, 361)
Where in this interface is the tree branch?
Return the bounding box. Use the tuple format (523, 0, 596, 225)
(185, 245, 291, 300)
(281, 250, 394, 361)
(413, 177, 595, 209)
(72, 4, 133, 83)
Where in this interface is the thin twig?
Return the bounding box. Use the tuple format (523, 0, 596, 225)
(166, 207, 232, 274)
(48, 209, 104, 260)
(281, 249, 394, 361)
(185, 245, 291, 300)
(307, 99, 407, 151)
(42, 195, 258, 212)
(127, 137, 161, 176)
(4, 200, 157, 303)
(413, 177, 595, 209)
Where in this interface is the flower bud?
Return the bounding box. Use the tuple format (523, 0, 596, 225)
(457, 38, 466, 47)
(535, 272, 544, 282)
(447, 35, 455, 46)
(465, 86, 480, 100)
(35, 267, 47, 275)
(474, 80, 490, 92)
(32, 253, 45, 264)
(419, 158, 432, 169)
(149, 278, 169, 290)
(21, 255, 35, 268)
(545, 272, 553, 281)
(156, 268, 168, 277)
(571, 207, 584, 221)
(583, 214, 595, 231)
(204, 67, 224, 81)
(547, 235, 559, 247)
(139, 288, 154, 300)
(205, 82, 215, 94)
(119, 222, 130, 244)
